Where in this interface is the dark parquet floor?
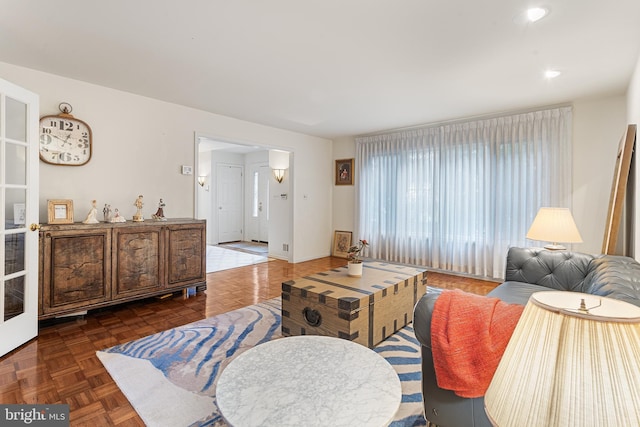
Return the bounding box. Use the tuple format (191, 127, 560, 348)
(0, 256, 497, 426)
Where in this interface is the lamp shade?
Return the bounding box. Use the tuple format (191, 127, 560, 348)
(526, 207, 582, 249)
(484, 291, 640, 427)
(268, 149, 289, 170)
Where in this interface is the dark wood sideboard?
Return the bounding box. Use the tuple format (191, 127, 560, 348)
(38, 218, 206, 319)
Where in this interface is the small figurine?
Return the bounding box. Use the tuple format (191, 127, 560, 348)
(103, 204, 112, 223)
(83, 200, 99, 224)
(133, 195, 144, 222)
(110, 208, 126, 223)
(152, 198, 167, 221)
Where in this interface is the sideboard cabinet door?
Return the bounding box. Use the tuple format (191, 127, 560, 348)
(112, 225, 164, 299)
(166, 223, 206, 286)
(41, 228, 111, 315)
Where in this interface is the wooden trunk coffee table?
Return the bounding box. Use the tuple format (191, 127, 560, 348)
(216, 335, 401, 427)
(282, 261, 427, 348)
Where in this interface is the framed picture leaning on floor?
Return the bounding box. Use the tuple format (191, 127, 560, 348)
(333, 230, 352, 258)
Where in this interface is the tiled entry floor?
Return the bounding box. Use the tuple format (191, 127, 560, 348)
(219, 241, 268, 255)
(206, 245, 268, 273)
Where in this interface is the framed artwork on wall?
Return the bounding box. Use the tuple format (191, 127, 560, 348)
(335, 158, 354, 186)
(47, 199, 74, 224)
(332, 230, 352, 258)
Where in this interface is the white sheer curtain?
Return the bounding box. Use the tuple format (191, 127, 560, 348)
(355, 106, 572, 279)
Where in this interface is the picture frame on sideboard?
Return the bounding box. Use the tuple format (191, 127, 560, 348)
(47, 199, 74, 224)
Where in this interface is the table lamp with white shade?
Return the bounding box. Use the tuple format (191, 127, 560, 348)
(526, 207, 583, 250)
(484, 291, 640, 427)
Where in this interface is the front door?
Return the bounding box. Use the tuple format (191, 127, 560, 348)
(0, 78, 39, 357)
(248, 163, 269, 243)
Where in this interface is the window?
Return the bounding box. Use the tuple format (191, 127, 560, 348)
(252, 171, 259, 218)
(355, 107, 572, 279)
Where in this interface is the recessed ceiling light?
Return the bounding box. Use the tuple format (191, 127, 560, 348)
(544, 69, 561, 79)
(527, 7, 548, 23)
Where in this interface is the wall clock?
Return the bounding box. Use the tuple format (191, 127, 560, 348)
(39, 102, 92, 166)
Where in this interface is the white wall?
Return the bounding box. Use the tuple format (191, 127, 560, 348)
(266, 153, 292, 260)
(332, 136, 356, 238)
(628, 55, 640, 259)
(627, 56, 640, 261)
(629, 55, 640, 124)
(196, 150, 212, 241)
(572, 96, 627, 255)
(0, 61, 332, 263)
(291, 144, 333, 262)
(333, 97, 628, 258)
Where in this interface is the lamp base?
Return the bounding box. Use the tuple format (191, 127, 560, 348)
(544, 243, 566, 250)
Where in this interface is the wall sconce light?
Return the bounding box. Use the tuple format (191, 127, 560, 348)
(273, 169, 285, 183)
(269, 149, 290, 184)
(197, 176, 207, 187)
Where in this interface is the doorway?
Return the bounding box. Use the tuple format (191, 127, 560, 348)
(194, 137, 266, 246)
(195, 134, 292, 261)
(0, 78, 39, 356)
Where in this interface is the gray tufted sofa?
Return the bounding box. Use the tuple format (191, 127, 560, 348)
(413, 247, 640, 427)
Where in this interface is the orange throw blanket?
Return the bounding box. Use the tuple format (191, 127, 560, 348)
(431, 289, 524, 398)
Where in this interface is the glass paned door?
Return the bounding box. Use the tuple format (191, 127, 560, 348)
(0, 78, 39, 356)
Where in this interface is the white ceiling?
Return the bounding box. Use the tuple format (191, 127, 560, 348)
(1, 0, 639, 139)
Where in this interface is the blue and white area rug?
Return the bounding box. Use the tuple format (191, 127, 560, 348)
(97, 298, 426, 427)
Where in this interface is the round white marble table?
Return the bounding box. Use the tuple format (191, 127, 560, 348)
(215, 335, 401, 427)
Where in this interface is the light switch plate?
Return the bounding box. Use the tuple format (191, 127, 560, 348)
(181, 165, 193, 175)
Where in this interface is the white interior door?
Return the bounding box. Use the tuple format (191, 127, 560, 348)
(217, 164, 243, 243)
(248, 163, 269, 243)
(0, 78, 39, 357)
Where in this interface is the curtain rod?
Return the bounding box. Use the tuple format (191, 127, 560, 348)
(357, 102, 573, 138)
